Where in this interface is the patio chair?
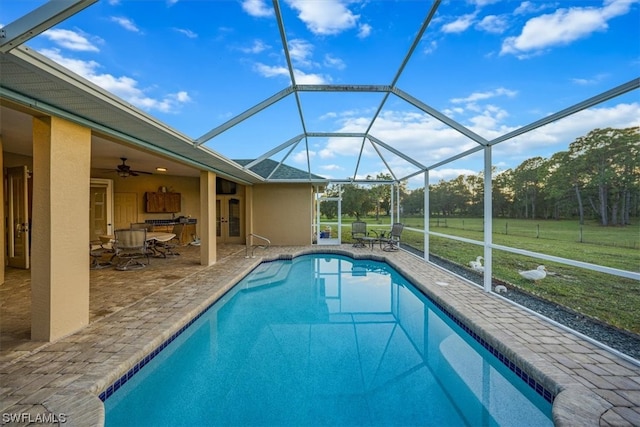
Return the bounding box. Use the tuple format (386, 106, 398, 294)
(351, 221, 378, 248)
(89, 239, 113, 269)
(112, 228, 150, 270)
(155, 223, 184, 257)
(379, 223, 404, 251)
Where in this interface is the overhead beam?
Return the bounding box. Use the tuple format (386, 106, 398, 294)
(0, 0, 97, 53)
(273, 0, 310, 136)
(243, 134, 305, 170)
(295, 85, 392, 92)
(362, 0, 442, 141)
(265, 137, 303, 180)
(306, 132, 367, 138)
(489, 78, 640, 146)
(428, 145, 484, 170)
(195, 86, 294, 145)
(368, 135, 426, 169)
(389, 0, 441, 88)
(368, 139, 398, 181)
(392, 87, 489, 145)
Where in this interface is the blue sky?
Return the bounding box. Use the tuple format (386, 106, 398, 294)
(2, 0, 639, 187)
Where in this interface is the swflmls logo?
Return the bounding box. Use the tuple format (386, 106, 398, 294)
(2, 412, 67, 423)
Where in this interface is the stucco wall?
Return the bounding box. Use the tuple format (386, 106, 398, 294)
(251, 184, 313, 245)
(91, 170, 200, 228)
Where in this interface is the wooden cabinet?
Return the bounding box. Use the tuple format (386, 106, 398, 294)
(145, 192, 181, 213)
(181, 223, 196, 244)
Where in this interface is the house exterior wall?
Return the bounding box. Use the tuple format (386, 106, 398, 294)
(91, 170, 200, 232)
(250, 184, 313, 245)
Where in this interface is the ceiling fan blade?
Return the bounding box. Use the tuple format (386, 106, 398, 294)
(132, 170, 152, 175)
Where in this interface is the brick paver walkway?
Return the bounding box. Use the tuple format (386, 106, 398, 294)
(1, 245, 638, 426)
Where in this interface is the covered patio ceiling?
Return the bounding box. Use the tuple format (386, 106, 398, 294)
(1, 0, 638, 186)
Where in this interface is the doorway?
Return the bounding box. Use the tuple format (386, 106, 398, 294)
(90, 179, 114, 240)
(216, 196, 243, 244)
(6, 166, 31, 269)
(315, 194, 341, 246)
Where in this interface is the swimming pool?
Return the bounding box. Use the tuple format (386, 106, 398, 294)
(104, 254, 553, 426)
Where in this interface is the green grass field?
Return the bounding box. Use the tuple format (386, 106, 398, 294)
(334, 216, 640, 334)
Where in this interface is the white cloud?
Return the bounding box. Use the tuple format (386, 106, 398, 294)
(173, 28, 197, 39)
(294, 69, 330, 84)
(288, 39, 315, 67)
(110, 16, 141, 33)
(254, 63, 289, 79)
(423, 40, 438, 55)
(241, 0, 273, 17)
(450, 87, 518, 105)
(312, 98, 639, 186)
(441, 13, 477, 33)
(292, 149, 313, 163)
(320, 164, 343, 171)
(513, 1, 554, 15)
(570, 73, 608, 85)
(324, 54, 346, 70)
(39, 48, 190, 114)
(430, 168, 479, 182)
(501, 0, 636, 56)
(254, 62, 330, 84)
(41, 29, 100, 52)
(285, 0, 359, 35)
(240, 39, 270, 54)
(504, 102, 640, 149)
(358, 23, 372, 39)
(476, 15, 509, 34)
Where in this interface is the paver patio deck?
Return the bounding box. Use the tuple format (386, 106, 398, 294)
(1, 244, 639, 426)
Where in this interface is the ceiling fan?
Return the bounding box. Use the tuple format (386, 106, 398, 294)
(115, 157, 152, 178)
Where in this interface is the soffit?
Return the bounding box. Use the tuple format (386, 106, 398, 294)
(0, 46, 268, 185)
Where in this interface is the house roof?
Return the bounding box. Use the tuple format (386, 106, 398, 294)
(234, 159, 325, 181)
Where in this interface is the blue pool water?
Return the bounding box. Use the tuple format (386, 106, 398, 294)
(104, 254, 553, 426)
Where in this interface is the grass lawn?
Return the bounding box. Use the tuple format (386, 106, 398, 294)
(336, 216, 640, 334)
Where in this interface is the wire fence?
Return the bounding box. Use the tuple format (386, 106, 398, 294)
(425, 218, 640, 250)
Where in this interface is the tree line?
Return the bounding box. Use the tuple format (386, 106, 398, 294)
(325, 127, 639, 226)
(408, 127, 639, 225)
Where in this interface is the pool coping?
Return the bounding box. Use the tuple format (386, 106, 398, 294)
(2, 246, 636, 426)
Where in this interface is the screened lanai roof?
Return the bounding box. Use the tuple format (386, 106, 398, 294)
(1, 0, 638, 186)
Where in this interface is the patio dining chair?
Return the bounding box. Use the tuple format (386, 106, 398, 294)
(379, 223, 404, 251)
(89, 239, 113, 269)
(351, 221, 378, 248)
(112, 228, 150, 270)
(154, 223, 184, 257)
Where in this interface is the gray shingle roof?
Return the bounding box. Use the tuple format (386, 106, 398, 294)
(234, 159, 326, 181)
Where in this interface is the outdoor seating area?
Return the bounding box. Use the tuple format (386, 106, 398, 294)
(111, 229, 150, 271)
(91, 223, 180, 271)
(350, 221, 404, 251)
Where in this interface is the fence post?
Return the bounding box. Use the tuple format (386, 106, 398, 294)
(536, 224, 540, 239)
(505, 222, 508, 235)
(579, 225, 583, 243)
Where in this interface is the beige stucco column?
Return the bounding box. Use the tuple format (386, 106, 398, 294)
(200, 171, 216, 266)
(0, 136, 4, 284)
(31, 116, 90, 341)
